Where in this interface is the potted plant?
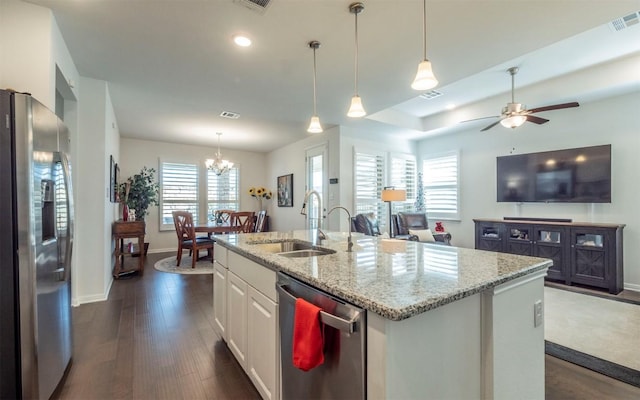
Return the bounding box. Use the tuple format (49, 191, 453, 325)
(119, 166, 159, 221)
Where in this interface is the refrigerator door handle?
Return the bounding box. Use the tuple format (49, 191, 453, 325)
(58, 152, 74, 282)
(276, 283, 357, 333)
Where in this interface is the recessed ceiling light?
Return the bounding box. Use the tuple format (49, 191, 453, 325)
(233, 35, 252, 47)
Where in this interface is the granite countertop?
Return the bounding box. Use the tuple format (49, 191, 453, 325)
(214, 230, 552, 321)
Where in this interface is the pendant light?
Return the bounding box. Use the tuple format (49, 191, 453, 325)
(205, 132, 234, 176)
(411, 0, 438, 91)
(307, 40, 323, 133)
(347, 2, 366, 118)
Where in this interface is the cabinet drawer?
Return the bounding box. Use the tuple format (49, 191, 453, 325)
(229, 251, 277, 301)
(214, 243, 228, 267)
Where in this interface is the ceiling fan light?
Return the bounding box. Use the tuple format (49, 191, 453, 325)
(500, 115, 527, 129)
(411, 59, 438, 90)
(307, 115, 323, 133)
(347, 95, 366, 118)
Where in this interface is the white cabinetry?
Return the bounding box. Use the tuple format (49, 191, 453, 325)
(213, 244, 228, 339)
(225, 250, 279, 400)
(227, 271, 248, 368)
(248, 286, 278, 400)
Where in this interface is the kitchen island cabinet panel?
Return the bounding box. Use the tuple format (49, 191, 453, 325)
(247, 286, 278, 400)
(227, 271, 248, 369)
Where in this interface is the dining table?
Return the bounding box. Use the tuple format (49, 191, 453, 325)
(194, 221, 238, 237)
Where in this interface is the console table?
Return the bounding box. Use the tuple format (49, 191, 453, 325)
(474, 218, 624, 294)
(112, 220, 146, 278)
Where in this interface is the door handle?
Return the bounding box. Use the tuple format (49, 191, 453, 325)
(276, 283, 358, 334)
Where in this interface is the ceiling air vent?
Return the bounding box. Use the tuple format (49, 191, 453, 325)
(610, 11, 639, 31)
(220, 111, 240, 119)
(233, 0, 272, 14)
(419, 90, 443, 100)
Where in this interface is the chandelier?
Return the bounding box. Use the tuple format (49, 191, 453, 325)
(205, 132, 234, 176)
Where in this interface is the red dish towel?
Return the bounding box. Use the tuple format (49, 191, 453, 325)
(293, 298, 324, 371)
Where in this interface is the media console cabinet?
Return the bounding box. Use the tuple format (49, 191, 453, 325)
(473, 218, 624, 294)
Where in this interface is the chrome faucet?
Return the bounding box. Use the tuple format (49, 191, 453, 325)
(328, 206, 353, 252)
(301, 189, 324, 233)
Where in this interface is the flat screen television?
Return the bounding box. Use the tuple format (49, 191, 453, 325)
(496, 144, 611, 203)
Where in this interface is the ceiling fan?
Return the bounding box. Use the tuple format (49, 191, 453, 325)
(468, 67, 580, 132)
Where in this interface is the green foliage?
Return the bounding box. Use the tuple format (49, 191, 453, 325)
(119, 166, 159, 220)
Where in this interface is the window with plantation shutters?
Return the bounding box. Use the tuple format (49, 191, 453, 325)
(422, 151, 460, 220)
(207, 167, 239, 218)
(390, 154, 416, 214)
(354, 149, 387, 231)
(160, 162, 198, 229)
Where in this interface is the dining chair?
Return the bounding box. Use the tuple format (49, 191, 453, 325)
(213, 209, 234, 225)
(254, 210, 267, 233)
(172, 211, 214, 268)
(229, 211, 255, 233)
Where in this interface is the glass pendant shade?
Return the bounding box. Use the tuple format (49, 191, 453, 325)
(500, 115, 527, 129)
(307, 115, 323, 133)
(347, 95, 366, 118)
(411, 59, 438, 90)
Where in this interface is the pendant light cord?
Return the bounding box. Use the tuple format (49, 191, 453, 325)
(354, 9, 359, 95)
(422, 0, 427, 61)
(312, 46, 318, 115)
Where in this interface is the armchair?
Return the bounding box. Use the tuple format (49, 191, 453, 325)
(392, 212, 452, 245)
(350, 213, 382, 236)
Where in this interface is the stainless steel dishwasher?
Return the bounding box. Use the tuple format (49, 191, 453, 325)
(277, 272, 366, 400)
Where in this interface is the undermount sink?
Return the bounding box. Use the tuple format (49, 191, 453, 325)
(277, 249, 334, 258)
(248, 240, 335, 257)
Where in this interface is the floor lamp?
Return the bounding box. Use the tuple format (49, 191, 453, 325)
(381, 187, 406, 237)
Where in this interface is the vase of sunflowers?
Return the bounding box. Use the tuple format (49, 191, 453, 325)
(248, 186, 273, 211)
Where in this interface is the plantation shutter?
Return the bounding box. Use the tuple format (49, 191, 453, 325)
(422, 151, 460, 220)
(160, 162, 198, 229)
(390, 154, 416, 214)
(207, 167, 240, 219)
(353, 149, 386, 229)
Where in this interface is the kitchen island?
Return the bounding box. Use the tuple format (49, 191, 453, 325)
(212, 230, 551, 400)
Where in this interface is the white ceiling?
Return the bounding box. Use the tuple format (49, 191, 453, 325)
(28, 0, 640, 152)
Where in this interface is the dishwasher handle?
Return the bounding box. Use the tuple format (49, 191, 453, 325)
(277, 283, 358, 334)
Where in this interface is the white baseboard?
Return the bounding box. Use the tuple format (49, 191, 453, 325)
(623, 283, 640, 293)
(75, 292, 109, 305)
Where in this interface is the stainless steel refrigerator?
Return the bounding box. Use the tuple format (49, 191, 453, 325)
(0, 90, 74, 399)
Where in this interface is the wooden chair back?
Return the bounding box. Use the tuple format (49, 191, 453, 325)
(172, 211, 214, 268)
(173, 211, 195, 241)
(213, 209, 234, 224)
(254, 210, 267, 233)
(230, 211, 255, 233)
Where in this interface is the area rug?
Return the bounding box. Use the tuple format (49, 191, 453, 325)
(153, 256, 214, 275)
(544, 286, 640, 385)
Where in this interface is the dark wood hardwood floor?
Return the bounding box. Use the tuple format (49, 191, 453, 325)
(52, 252, 640, 399)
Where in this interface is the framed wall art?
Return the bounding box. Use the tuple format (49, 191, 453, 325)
(109, 155, 117, 203)
(277, 174, 293, 207)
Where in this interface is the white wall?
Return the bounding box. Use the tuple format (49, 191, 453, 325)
(417, 91, 640, 289)
(0, 1, 53, 106)
(75, 77, 120, 304)
(119, 138, 267, 253)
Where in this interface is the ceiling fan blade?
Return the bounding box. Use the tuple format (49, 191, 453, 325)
(526, 115, 549, 125)
(459, 115, 500, 124)
(528, 102, 579, 114)
(480, 120, 503, 132)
